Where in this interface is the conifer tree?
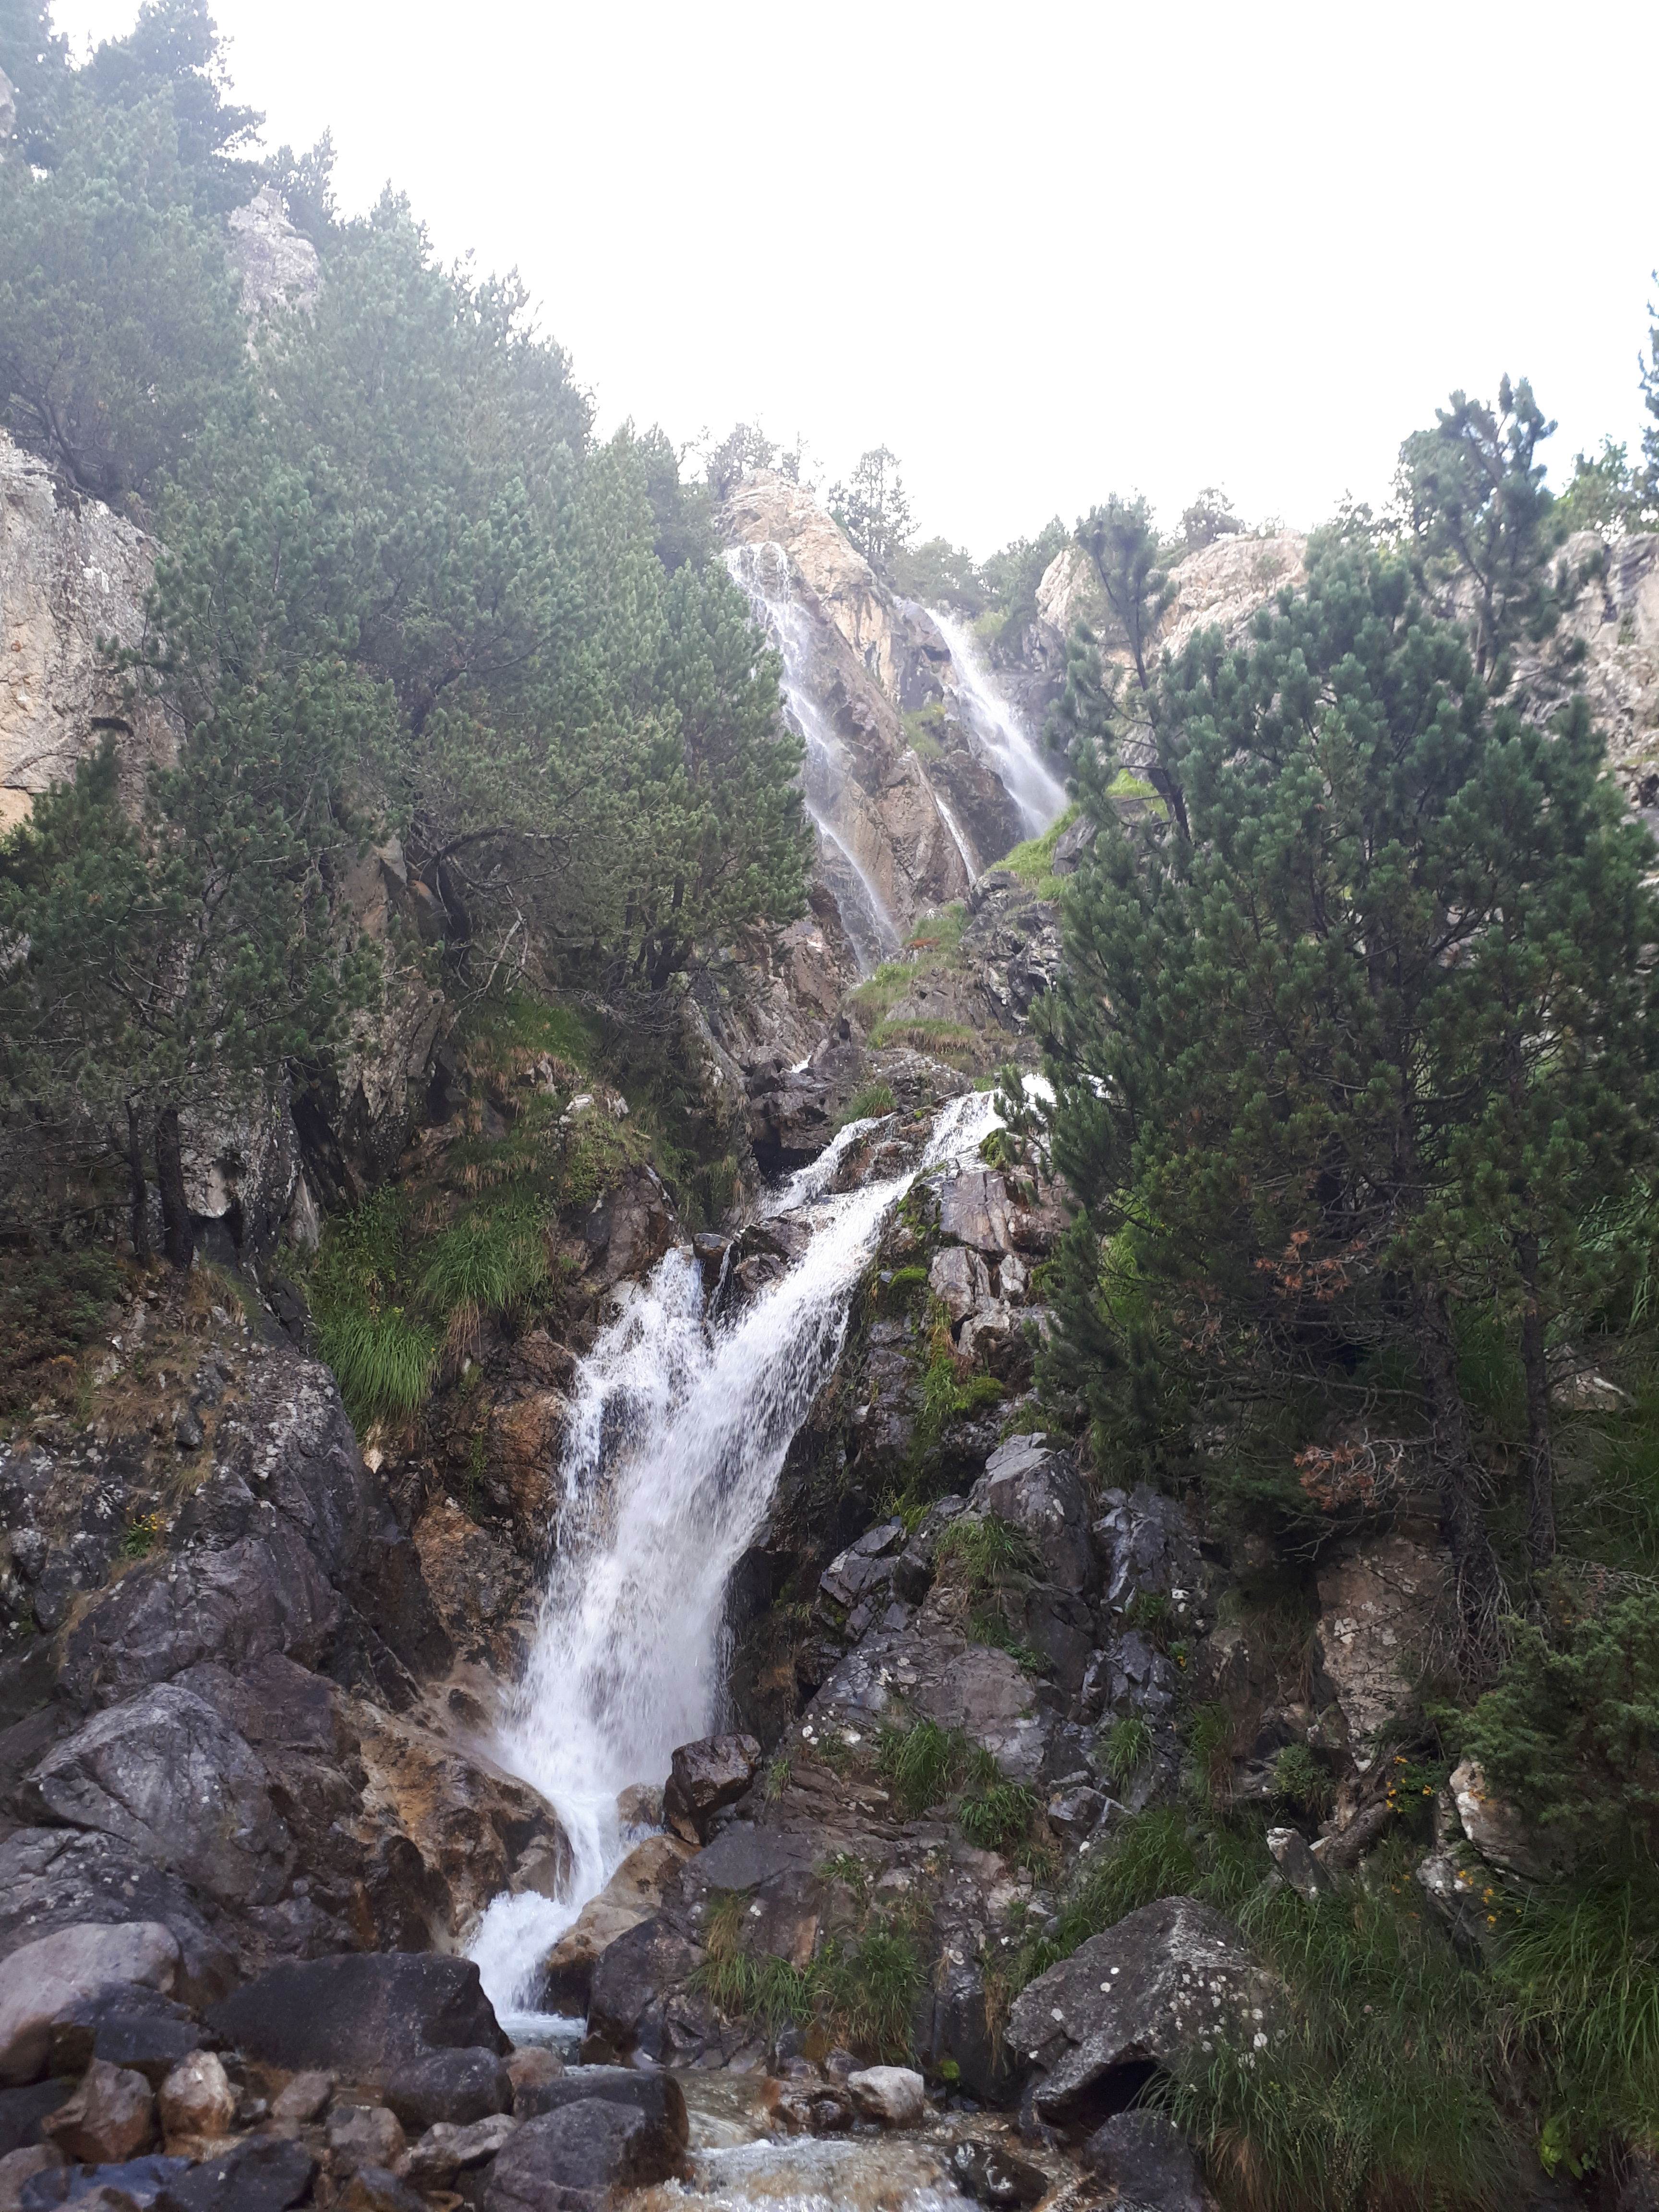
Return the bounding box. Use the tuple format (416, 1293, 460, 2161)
(1044, 542, 1658, 1643)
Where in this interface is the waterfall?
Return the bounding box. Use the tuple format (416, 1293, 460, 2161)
(929, 609, 1068, 839)
(724, 542, 902, 972)
(469, 1089, 1004, 2029)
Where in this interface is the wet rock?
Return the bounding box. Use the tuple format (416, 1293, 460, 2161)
(396, 2111, 517, 2190)
(268, 2071, 332, 2124)
(973, 1439, 1093, 1595)
(0, 1922, 179, 2086)
(947, 2138, 1048, 2207)
(385, 2046, 512, 2134)
(504, 2049, 563, 2100)
(938, 1168, 1015, 1255)
(583, 1919, 705, 2063)
(542, 1836, 694, 2013)
(41, 2059, 154, 2164)
(483, 2095, 681, 2211)
(1314, 1536, 1450, 1769)
(846, 2066, 925, 2126)
(1266, 1827, 1332, 1899)
(1081, 2110, 1210, 2210)
(156, 2052, 235, 2152)
(206, 1954, 507, 2076)
(23, 1686, 293, 1908)
(22, 2153, 192, 2210)
(575, 1166, 676, 1293)
(0, 2083, 70, 2157)
(508, 2070, 686, 2152)
(339, 2167, 426, 2212)
(327, 2102, 407, 2174)
(152, 2134, 316, 2211)
(663, 1735, 761, 1844)
(1007, 1896, 1279, 2126)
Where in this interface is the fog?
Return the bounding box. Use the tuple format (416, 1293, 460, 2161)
(49, 0, 1659, 554)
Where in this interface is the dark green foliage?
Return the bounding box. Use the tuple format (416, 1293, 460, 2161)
(829, 446, 914, 573)
(1273, 1743, 1334, 1820)
(0, 1245, 123, 1416)
(1462, 1591, 1659, 1863)
(1179, 486, 1244, 550)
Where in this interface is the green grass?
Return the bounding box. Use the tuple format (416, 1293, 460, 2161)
(936, 1512, 1042, 1591)
(959, 1777, 1041, 1853)
(419, 1205, 548, 1314)
(313, 1302, 439, 1428)
(902, 703, 947, 760)
(693, 1888, 922, 2061)
(1000, 805, 1076, 900)
(878, 1718, 977, 1817)
(836, 1081, 897, 1131)
(1102, 1710, 1155, 1789)
(0, 1245, 124, 1418)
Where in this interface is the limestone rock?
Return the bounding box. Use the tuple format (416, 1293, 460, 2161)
(1450, 1757, 1569, 1882)
(929, 1245, 992, 1322)
(846, 2065, 925, 2127)
(1315, 1535, 1450, 1767)
(542, 1835, 695, 2012)
(41, 2057, 154, 2164)
(947, 2137, 1048, 2206)
(663, 1734, 761, 1843)
(384, 2045, 512, 2134)
(1007, 1896, 1279, 2124)
(0, 1921, 178, 2086)
(226, 188, 321, 319)
(1266, 1826, 1332, 1899)
(158, 2050, 235, 2151)
(207, 1953, 507, 2076)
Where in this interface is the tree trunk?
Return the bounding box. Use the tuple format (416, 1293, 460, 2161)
(154, 1106, 192, 1271)
(125, 1100, 151, 1267)
(1516, 1230, 1556, 1571)
(1414, 1279, 1505, 1651)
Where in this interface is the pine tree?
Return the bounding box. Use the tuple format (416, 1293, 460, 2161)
(1044, 541, 1658, 1646)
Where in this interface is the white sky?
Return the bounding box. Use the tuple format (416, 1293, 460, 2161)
(48, 0, 1659, 557)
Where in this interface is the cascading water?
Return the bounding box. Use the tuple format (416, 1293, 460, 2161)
(724, 542, 902, 972)
(469, 1089, 1005, 2032)
(929, 609, 1068, 838)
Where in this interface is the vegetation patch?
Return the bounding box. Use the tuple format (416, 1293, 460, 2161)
(0, 1246, 123, 1420)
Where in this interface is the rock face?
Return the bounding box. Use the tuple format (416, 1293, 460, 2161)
(225, 187, 321, 320)
(1007, 1897, 1278, 2125)
(1314, 1534, 1450, 1767)
(0, 431, 173, 834)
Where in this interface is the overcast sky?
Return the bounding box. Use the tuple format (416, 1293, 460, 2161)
(49, 0, 1659, 557)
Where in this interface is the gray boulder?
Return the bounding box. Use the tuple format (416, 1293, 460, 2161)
(385, 2046, 512, 2133)
(582, 1922, 704, 2060)
(1081, 2110, 1211, 2210)
(0, 1831, 232, 2004)
(484, 2094, 683, 2211)
(0, 1921, 178, 2086)
(972, 1439, 1094, 1594)
(207, 1954, 506, 2076)
(153, 2134, 316, 2210)
(23, 1685, 293, 1908)
(1006, 1896, 1278, 2125)
(662, 1734, 761, 1843)
(1092, 1485, 1205, 1620)
(947, 2137, 1048, 2206)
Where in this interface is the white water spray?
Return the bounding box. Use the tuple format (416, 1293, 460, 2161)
(930, 609, 1068, 838)
(469, 1089, 1003, 2027)
(725, 542, 902, 971)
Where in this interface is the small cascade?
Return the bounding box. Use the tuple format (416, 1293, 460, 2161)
(930, 610, 1068, 839)
(469, 1092, 1003, 2030)
(724, 542, 902, 972)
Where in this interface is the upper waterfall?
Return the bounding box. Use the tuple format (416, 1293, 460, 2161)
(929, 609, 1068, 839)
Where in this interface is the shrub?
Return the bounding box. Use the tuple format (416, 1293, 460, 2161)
(0, 1245, 123, 1417)
(1273, 1743, 1334, 1820)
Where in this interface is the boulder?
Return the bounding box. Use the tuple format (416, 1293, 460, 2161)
(662, 1735, 761, 1843)
(396, 2111, 517, 2190)
(153, 2134, 316, 2211)
(21, 2153, 190, 2209)
(1450, 1757, 1568, 1882)
(0, 2083, 70, 2158)
(579, 1916, 705, 2061)
(542, 1836, 694, 2012)
(0, 1922, 179, 2086)
(938, 1168, 1014, 1254)
(48, 1990, 202, 2088)
(929, 1246, 992, 1323)
(0, 1832, 233, 2007)
(845, 2066, 925, 2127)
(947, 2138, 1048, 2207)
(206, 1954, 507, 2076)
(384, 2046, 512, 2134)
(0, 2147, 65, 2208)
(508, 2069, 686, 2152)
(157, 2052, 235, 2152)
(339, 2168, 427, 2212)
(484, 2094, 683, 2212)
(505, 2049, 563, 2100)
(23, 1686, 294, 1909)
(972, 1439, 1093, 1595)
(327, 2102, 407, 2174)
(41, 2059, 154, 2164)
(1081, 2110, 1211, 2210)
(1006, 1896, 1279, 2125)
(268, 2072, 333, 2124)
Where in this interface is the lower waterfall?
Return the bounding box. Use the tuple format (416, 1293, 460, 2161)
(468, 1087, 1004, 2031)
